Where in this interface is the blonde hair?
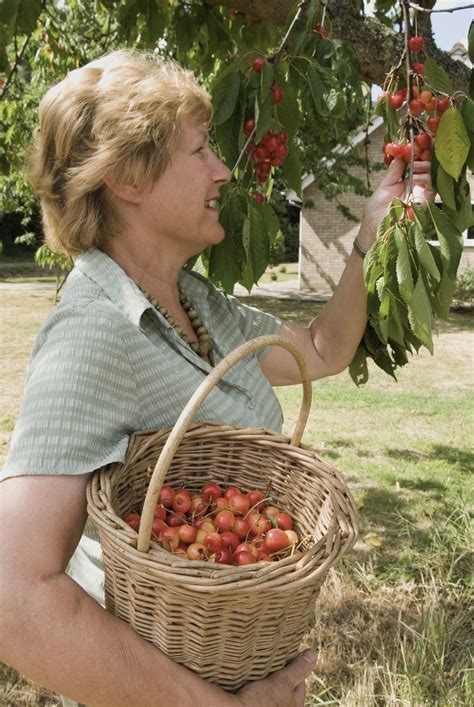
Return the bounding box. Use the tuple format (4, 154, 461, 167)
(29, 50, 213, 255)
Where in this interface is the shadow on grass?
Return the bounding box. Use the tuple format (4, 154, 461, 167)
(387, 443, 473, 473)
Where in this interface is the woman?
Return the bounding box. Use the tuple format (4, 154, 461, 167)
(0, 50, 434, 706)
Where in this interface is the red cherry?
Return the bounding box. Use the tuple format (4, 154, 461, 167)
(172, 489, 191, 514)
(270, 156, 284, 167)
(409, 36, 424, 53)
(253, 192, 266, 204)
(162, 526, 180, 551)
(271, 86, 284, 104)
(265, 528, 290, 553)
(214, 548, 234, 565)
(123, 513, 141, 531)
(277, 131, 288, 144)
(223, 485, 241, 499)
(412, 63, 425, 75)
(388, 93, 404, 110)
(397, 87, 408, 100)
(228, 493, 250, 515)
(266, 136, 280, 153)
(252, 57, 266, 73)
(254, 145, 269, 162)
(420, 90, 433, 106)
(235, 542, 259, 560)
(427, 115, 441, 133)
(257, 161, 272, 177)
(159, 486, 175, 508)
(178, 524, 198, 544)
(247, 490, 266, 511)
(244, 118, 255, 135)
(402, 144, 412, 163)
(203, 532, 222, 554)
(424, 97, 437, 113)
(235, 550, 256, 566)
(233, 516, 251, 538)
(276, 143, 289, 159)
(153, 505, 166, 520)
(276, 513, 294, 531)
(409, 99, 424, 116)
(220, 531, 240, 552)
(437, 98, 450, 114)
(214, 509, 235, 532)
(201, 482, 222, 502)
(415, 132, 431, 150)
(384, 154, 394, 167)
(406, 205, 416, 222)
(167, 511, 186, 527)
(151, 517, 167, 536)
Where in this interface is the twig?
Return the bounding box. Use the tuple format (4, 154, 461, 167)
(0, 33, 31, 100)
(408, 1, 474, 12)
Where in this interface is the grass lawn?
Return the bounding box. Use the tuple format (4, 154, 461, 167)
(1, 287, 473, 705)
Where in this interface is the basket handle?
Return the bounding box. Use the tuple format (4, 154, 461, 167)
(137, 334, 312, 552)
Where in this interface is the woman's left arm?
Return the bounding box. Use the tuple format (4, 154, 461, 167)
(261, 157, 436, 386)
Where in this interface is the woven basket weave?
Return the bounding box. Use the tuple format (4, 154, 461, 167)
(87, 335, 358, 691)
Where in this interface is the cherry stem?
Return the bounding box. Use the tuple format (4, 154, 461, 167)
(402, 0, 415, 201)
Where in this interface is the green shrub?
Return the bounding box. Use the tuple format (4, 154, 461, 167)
(454, 269, 474, 303)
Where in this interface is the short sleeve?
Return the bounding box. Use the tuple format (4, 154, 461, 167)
(222, 295, 281, 360)
(1, 306, 141, 480)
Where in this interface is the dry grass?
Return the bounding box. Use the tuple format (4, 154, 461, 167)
(1, 286, 472, 706)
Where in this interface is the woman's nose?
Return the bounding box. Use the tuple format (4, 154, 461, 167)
(211, 151, 232, 185)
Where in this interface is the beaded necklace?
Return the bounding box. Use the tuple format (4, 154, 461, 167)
(142, 287, 214, 361)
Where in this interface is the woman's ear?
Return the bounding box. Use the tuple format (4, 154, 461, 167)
(104, 173, 143, 204)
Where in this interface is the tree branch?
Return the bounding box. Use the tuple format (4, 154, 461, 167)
(204, 0, 469, 94)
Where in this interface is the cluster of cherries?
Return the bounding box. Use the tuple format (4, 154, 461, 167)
(123, 482, 302, 567)
(244, 121, 289, 193)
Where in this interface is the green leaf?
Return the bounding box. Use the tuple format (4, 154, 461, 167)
(0, 0, 20, 28)
(436, 164, 456, 211)
(424, 56, 453, 96)
(414, 227, 440, 282)
(240, 217, 253, 292)
(260, 201, 280, 245)
(349, 344, 369, 387)
(260, 60, 273, 98)
(248, 202, 270, 283)
(276, 75, 299, 141)
(428, 203, 464, 279)
(212, 65, 241, 126)
(254, 93, 273, 143)
(433, 267, 456, 319)
(145, 0, 167, 43)
(215, 96, 243, 170)
(468, 20, 474, 64)
(208, 191, 246, 292)
(394, 226, 414, 304)
(442, 174, 474, 232)
(434, 108, 470, 181)
(387, 291, 405, 346)
(281, 137, 301, 195)
(308, 64, 326, 115)
(407, 275, 434, 354)
(15, 0, 41, 34)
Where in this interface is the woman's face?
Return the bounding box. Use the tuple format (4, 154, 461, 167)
(139, 118, 231, 257)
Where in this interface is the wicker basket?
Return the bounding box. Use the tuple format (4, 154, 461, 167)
(87, 335, 358, 691)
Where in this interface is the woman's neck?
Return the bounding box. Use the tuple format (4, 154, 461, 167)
(100, 236, 186, 304)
